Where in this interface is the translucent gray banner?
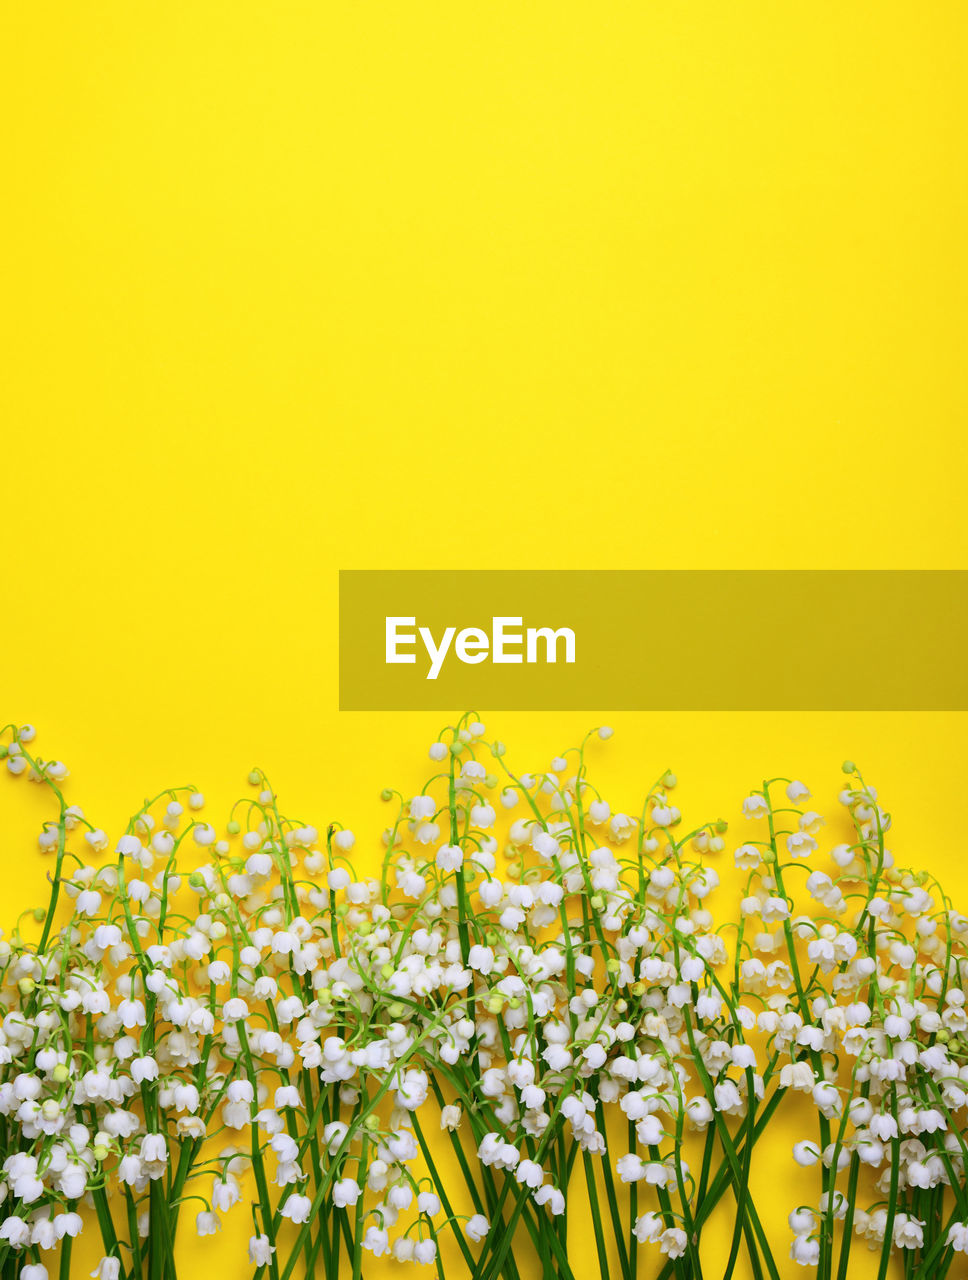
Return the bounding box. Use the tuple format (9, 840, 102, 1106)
(339, 570, 968, 710)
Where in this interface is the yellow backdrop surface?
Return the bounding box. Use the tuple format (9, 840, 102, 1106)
(2, 3, 966, 1277)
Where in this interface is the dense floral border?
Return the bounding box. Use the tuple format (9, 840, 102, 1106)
(1, 716, 967, 1280)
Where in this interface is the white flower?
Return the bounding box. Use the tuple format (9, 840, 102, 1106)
(731, 1044, 757, 1070)
(660, 1228, 687, 1259)
(532, 1186, 565, 1215)
(139, 1134, 167, 1173)
(633, 1212, 664, 1244)
(130, 1056, 159, 1084)
(530, 831, 559, 859)
(785, 832, 817, 859)
(685, 1097, 713, 1129)
(440, 1104, 462, 1131)
(54, 1215, 83, 1241)
(647, 804, 674, 828)
(869, 1114, 898, 1141)
(75, 889, 102, 915)
(733, 844, 761, 869)
(790, 1235, 819, 1266)
(792, 1141, 820, 1167)
(248, 1236, 276, 1267)
(893, 1215, 924, 1250)
(12, 1172, 44, 1204)
(332, 1179, 360, 1208)
(514, 1159, 544, 1189)
(280, 1195, 312, 1224)
(616, 1153, 646, 1183)
(0, 1217, 31, 1249)
(465, 1214, 489, 1242)
(779, 1062, 815, 1092)
(436, 844, 463, 873)
(946, 1222, 968, 1254)
(362, 1226, 389, 1256)
(470, 803, 496, 828)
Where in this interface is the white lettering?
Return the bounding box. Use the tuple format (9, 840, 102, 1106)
(419, 626, 456, 681)
(526, 626, 576, 664)
(455, 627, 489, 665)
(386, 617, 417, 664)
(492, 616, 523, 664)
(385, 616, 575, 679)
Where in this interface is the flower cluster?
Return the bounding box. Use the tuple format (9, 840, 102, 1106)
(1, 716, 967, 1280)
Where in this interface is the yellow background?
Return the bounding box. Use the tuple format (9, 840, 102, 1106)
(2, 3, 966, 1276)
